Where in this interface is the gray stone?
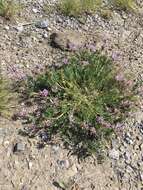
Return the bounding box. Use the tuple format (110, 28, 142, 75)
(13, 142, 25, 153)
(124, 132, 133, 145)
(50, 30, 86, 51)
(35, 20, 49, 29)
(109, 149, 120, 160)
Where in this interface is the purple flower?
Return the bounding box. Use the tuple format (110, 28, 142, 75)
(112, 52, 120, 61)
(68, 43, 79, 51)
(18, 108, 27, 118)
(86, 44, 96, 52)
(40, 89, 49, 97)
(63, 58, 68, 65)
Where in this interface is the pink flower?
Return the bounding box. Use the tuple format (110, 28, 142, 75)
(40, 89, 49, 97)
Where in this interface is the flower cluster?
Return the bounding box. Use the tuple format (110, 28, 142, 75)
(39, 89, 49, 97)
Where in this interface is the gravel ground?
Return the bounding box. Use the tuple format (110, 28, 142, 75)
(0, 1, 143, 190)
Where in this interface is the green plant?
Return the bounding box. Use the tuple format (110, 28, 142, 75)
(59, 0, 102, 17)
(100, 9, 113, 19)
(23, 51, 135, 157)
(112, 0, 138, 11)
(0, 75, 12, 116)
(0, 0, 20, 19)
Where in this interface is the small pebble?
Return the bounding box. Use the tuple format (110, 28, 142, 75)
(32, 8, 39, 13)
(57, 159, 70, 169)
(4, 25, 10, 30)
(43, 33, 48, 39)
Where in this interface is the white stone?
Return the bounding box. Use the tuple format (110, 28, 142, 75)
(15, 25, 24, 32)
(32, 8, 38, 13)
(4, 25, 10, 30)
(109, 149, 120, 160)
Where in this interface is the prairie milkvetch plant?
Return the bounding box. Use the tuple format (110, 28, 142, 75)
(22, 50, 135, 158)
(0, 0, 21, 20)
(56, 0, 138, 19)
(59, 0, 102, 17)
(112, 0, 138, 12)
(0, 73, 14, 116)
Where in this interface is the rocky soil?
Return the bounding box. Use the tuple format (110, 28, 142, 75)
(0, 0, 143, 190)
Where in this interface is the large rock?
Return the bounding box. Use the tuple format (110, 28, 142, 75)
(50, 30, 86, 51)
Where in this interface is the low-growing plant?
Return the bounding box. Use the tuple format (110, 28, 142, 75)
(22, 50, 135, 157)
(59, 0, 102, 17)
(0, 74, 12, 116)
(57, 0, 138, 18)
(100, 8, 113, 19)
(0, 0, 21, 20)
(112, 0, 138, 12)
